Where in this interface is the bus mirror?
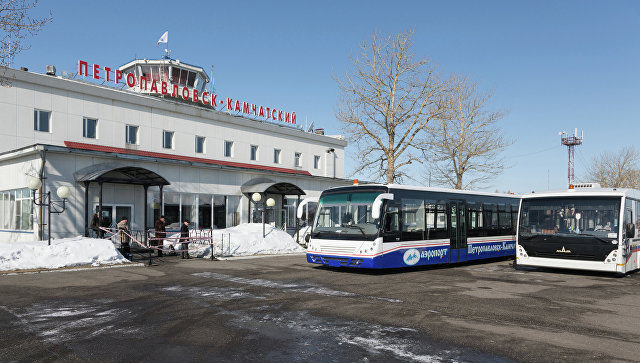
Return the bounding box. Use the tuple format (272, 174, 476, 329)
(371, 193, 394, 219)
(626, 223, 635, 238)
(297, 197, 319, 219)
(305, 233, 311, 243)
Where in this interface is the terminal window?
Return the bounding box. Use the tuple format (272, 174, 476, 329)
(0, 188, 33, 231)
(224, 141, 233, 157)
(274, 149, 281, 164)
(83, 118, 97, 139)
(314, 155, 320, 169)
(34, 110, 50, 132)
(163, 131, 174, 149)
(195, 136, 205, 154)
(250, 145, 258, 161)
(126, 125, 138, 145)
(294, 152, 302, 167)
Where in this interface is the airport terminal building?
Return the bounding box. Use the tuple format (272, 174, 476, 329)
(0, 58, 350, 241)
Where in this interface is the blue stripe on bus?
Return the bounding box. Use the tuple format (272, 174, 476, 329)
(307, 241, 516, 269)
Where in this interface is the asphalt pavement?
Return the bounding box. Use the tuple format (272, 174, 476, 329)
(1, 254, 639, 362)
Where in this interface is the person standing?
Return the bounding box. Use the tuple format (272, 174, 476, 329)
(117, 216, 131, 259)
(90, 213, 100, 238)
(180, 219, 190, 259)
(154, 215, 166, 257)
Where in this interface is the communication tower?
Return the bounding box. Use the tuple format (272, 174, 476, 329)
(559, 129, 583, 187)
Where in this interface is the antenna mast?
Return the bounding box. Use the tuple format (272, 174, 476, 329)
(559, 128, 584, 187)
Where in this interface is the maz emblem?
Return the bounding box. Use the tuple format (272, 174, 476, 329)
(556, 246, 572, 253)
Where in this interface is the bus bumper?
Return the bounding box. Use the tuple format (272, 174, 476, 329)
(516, 255, 619, 273)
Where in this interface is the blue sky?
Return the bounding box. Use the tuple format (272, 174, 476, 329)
(13, 1, 640, 193)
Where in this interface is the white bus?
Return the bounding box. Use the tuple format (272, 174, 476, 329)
(299, 184, 519, 269)
(516, 184, 640, 274)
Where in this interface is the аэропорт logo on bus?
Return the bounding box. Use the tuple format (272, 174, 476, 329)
(403, 249, 420, 266)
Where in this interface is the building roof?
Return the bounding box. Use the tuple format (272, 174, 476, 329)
(64, 141, 312, 176)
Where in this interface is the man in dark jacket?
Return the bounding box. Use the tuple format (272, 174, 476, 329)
(180, 219, 190, 259)
(154, 216, 166, 257)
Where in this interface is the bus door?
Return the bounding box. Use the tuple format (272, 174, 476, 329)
(449, 201, 467, 262)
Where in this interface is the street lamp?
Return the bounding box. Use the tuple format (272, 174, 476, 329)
(28, 176, 71, 246)
(264, 197, 275, 238)
(252, 193, 276, 238)
(251, 192, 262, 203)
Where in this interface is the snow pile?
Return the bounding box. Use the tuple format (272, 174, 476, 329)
(181, 223, 305, 257)
(224, 223, 305, 256)
(0, 236, 129, 272)
(0, 224, 306, 272)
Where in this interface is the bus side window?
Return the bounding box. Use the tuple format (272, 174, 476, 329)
(401, 199, 425, 241)
(624, 199, 633, 238)
(499, 204, 511, 234)
(635, 200, 640, 236)
(467, 204, 484, 237)
(425, 203, 448, 240)
(484, 204, 499, 237)
(636, 200, 640, 235)
(425, 203, 435, 240)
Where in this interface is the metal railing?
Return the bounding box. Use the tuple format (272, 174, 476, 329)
(99, 227, 232, 265)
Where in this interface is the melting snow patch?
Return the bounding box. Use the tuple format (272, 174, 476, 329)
(1, 300, 140, 343)
(193, 272, 402, 303)
(221, 307, 467, 362)
(160, 285, 266, 301)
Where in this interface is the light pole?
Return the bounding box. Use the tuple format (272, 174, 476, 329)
(252, 193, 275, 238)
(27, 176, 71, 246)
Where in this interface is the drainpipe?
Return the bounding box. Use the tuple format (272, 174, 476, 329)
(37, 148, 47, 240)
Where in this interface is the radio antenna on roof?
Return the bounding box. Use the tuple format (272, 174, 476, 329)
(559, 128, 584, 187)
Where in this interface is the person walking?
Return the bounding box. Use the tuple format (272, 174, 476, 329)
(154, 215, 166, 257)
(90, 213, 100, 238)
(117, 216, 131, 259)
(180, 219, 191, 259)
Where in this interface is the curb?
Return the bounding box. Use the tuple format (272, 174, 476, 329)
(0, 262, 146, 276)
(215, 252, 307, 261)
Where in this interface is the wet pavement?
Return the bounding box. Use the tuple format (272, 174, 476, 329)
(0, 254, 639, 362)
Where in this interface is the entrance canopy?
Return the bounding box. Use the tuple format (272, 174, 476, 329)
(74, 163, 170, 186)
(75, 163, 169, 237)
(241, 178, 305, 196)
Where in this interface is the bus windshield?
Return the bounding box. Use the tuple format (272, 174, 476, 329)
(311, 191, 381, 240)
(519, 197, 621, 239)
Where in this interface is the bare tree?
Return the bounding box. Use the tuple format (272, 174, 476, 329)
(423, 75, 511, 190)
(583, 146, 640, 188)
(0, 0, 50, 68)
(335, 30, 449, 184)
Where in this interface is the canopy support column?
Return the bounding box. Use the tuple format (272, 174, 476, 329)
(295, 195, 300, 243)
(143, 185, 148, 245)
(83, 181, 90, 237)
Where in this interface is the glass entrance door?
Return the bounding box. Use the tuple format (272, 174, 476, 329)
(95, 205, 133, 229)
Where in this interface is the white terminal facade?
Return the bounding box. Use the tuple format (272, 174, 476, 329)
(0, 58, 350, 241)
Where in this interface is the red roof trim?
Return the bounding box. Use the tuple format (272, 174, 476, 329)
(64, 141, 312, 176)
